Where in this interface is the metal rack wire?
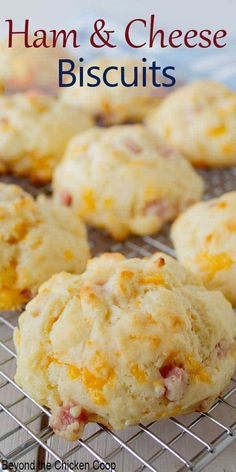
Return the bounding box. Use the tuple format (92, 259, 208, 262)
(0, 167, 236, 472)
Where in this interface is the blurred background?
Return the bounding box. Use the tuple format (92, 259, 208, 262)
(0, 0, 235, 33)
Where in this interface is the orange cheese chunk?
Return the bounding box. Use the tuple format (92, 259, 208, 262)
(82, 188, 96, 212)
(0, 288, 27, 311)
(185, 356, 212, 383)
(221, 143, 234, 154)
(103, 197, 114, 209)
(207, 124, 227, 137)
(64, 249, 74, 261)
(141, 274, 167, 286)
(225, 221, 236, 232)
(131, 364, 147, 384)
(0, 266, 28, 310)
(196, 251, 233, 274)
(91, 390, 107, 405)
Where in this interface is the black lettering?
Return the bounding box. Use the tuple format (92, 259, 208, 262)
(59, 59, 76, 87)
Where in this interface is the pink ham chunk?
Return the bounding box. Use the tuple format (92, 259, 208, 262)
(160, 365, 189, 402)
(215, 341, 227, 358)
(124, 138, 142, 154)
(144, 198, 174, 220)
(159, 146, 177, 159)
(59, 191, 73, 207)
(20, 288, 32, 302)
(50, 405, 88, 436)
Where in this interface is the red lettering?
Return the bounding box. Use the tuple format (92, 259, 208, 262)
(213, 29, 227, 48)
(150, 14, 167, 48)
(184, 30, 198, 48)
(6, 19, 31, 47)
(33, 30, 49, 48)
(199, 29, 212, 48)
(51, 29, 80, 48)
(125, 19, 147, 48)
(169, 29, 182, 48)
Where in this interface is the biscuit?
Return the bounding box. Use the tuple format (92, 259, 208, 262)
(146, 80, 236, 167)
(0, 183, 90, 310)
(171, 191, 236, 306)
(53, 125, 203, 239)
(61, 57, 165, 125)
(0, 92, 93, 182)
(0, 37, 73, 94)
(14, 252, 236, 440)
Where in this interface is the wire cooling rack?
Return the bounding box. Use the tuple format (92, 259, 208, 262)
(0, 168, 236, 472)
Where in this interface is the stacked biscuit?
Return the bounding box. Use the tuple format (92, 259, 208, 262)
(0, 42, 235, 441)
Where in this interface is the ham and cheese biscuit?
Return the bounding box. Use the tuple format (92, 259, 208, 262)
(146, 80, 236, 167)
(0, 92, 93, 182)
(61, 57, 165, 125)
(53, 125, 203, 240)
(0, 183, 90, 310)
(14, 252, 236, 440)
(171, 191, 236, 306)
